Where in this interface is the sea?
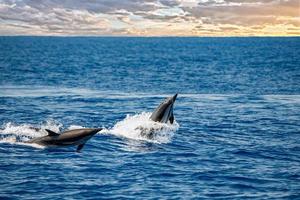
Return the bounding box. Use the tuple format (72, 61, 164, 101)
(0, 37, 299, 199)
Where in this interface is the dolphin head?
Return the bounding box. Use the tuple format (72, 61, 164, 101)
(150, 94, 177, 124)
(59, 128, 102, 144)
(59, 128, 102, 151)
(80, 128, 102, 137)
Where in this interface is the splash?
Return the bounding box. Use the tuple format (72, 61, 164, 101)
(0, 120, 67, 148)
(68, 125, 85, 130)
(0, 113, 179, 148)
(100, 112, 179, 144)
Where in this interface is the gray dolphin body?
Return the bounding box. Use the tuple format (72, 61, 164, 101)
(137, 94, 178, 139)
(150, 94, 178, 124)
(26, 128, 102, 152)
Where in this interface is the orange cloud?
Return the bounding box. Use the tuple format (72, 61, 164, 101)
(0, 0, 299, 36)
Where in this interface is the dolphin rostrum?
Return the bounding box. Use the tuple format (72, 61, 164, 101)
(26, 128, 102, 152)
(150, 94, 178, 124)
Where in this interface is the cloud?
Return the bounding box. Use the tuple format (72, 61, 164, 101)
(0, 0, 299, 36)
(184, 0, 300, 35)
(0, 2, 112, 35)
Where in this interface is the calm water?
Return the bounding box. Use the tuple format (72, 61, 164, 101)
(0, 37, 300, 199)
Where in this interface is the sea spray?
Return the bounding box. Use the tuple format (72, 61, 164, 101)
(0, 113, 179, 147)
(100, 112, 179, 143)
(0, 120, 62, 143)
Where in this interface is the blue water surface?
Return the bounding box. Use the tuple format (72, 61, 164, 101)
(0, 37, 300, 199)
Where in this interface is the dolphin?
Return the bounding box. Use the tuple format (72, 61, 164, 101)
(26, 128, 102, 152)
(136, 94, 178, 139)
(150, 93, 178, 124)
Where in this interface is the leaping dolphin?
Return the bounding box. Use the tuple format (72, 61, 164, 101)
(136, 94, 178, 139)
(26, 128, 102, 152)
(150, 93, 178, 124)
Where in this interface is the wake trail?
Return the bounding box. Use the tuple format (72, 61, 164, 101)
(0, 113, 179, 148)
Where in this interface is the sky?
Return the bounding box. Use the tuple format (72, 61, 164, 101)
(0, 0, 299, 36)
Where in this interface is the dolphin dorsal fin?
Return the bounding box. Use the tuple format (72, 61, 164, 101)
(45, 129, 59, 136)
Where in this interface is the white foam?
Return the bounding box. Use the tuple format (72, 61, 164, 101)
(68, 125, 85, 130)
(0, 120, 62, 148)
(100, 112, 179, 144)
(0, 136, 45, 149)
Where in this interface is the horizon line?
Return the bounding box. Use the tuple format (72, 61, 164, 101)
(1, 35, 299, 38)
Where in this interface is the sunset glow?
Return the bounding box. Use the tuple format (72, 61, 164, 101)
(0, 0, 299, 36)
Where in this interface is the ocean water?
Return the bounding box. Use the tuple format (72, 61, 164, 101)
(0, 37, 299, 199)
